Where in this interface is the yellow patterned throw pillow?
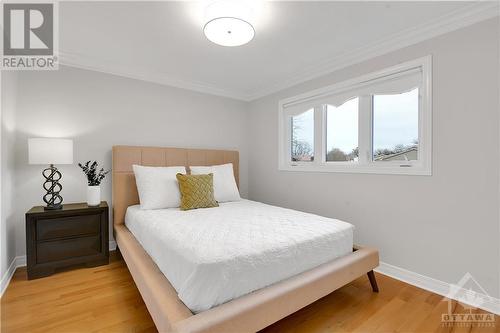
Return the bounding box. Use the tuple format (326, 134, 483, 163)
(176, 173, 219, 211)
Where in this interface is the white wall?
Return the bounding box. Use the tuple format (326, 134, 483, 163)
(1, 72, 18, 279)
(247, 19, 500, 297)
(7, 65, 249, 258)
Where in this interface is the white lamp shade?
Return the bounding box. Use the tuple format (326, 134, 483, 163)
(28, 138, 73, 165)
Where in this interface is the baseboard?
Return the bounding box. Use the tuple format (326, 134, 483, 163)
(1, 241, 117, 298)
(375, 262, 500, 315)
(0, 256, 25, 297)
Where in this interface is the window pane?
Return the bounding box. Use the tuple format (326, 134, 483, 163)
(373, 88, 419, 162)
(291, 109, 314, 162)
(326, 98, 359, 162)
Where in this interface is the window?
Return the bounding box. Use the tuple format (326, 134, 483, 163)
(291, 109, 314, 162)
(373, 89, 419, 162)
(326, 98, 358, 162)
(279, 56, 432, 175)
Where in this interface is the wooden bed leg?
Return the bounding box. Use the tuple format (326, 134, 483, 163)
(367, 270, 379, 292)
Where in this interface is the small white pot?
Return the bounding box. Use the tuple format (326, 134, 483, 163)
(87, 186, 101, 206)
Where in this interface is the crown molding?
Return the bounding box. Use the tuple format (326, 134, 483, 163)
(245, 1, 500, 101)
(58, 52, 250, 101)
(59, 1, 499, 102)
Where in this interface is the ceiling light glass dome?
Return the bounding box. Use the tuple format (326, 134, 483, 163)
(203, 0, 258, 47)
(204, 17, 255, 47)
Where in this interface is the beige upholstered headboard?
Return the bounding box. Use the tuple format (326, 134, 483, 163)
(112, 145, 239, 226)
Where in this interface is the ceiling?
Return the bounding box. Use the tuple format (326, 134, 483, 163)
(59, 1, 498, 101)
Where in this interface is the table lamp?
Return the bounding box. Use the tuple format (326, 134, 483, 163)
(28, 138, 73, 210)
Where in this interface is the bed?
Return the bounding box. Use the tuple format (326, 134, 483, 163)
(112, 145, 379, 333)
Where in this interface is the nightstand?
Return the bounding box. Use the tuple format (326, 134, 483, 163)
(25, 202, 109, 279)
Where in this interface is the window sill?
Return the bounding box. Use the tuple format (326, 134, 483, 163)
(278, 164, 431, 176)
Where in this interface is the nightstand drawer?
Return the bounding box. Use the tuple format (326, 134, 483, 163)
(37, 214, 101, 241)
(36, 235, 102, 263)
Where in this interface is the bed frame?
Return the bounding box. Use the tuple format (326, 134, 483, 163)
(112, 145, 379, 333)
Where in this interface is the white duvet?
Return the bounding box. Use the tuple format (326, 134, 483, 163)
(125, 200, 354, 313)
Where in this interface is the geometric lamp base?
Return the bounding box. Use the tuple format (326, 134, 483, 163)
(44, 204, 63, 210)
(42, 164, 64, 210)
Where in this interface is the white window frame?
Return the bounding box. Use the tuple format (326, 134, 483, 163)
(278, 56, 432, 175)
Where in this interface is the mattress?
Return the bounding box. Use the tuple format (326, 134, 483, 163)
(124, 200, 354, 313)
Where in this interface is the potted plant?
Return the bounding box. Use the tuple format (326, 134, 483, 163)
(78, 161, 110, 206)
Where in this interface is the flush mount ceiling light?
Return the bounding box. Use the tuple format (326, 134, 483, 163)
(204, 17, 255, 47)
(203, 0, 258, 47)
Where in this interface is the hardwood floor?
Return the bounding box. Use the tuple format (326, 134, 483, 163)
(1, 252, 155, 333)
(1, 252, 498, 333)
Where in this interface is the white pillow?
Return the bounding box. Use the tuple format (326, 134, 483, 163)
(133, 165, 186, 209)
(190, 163, 240, 202)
